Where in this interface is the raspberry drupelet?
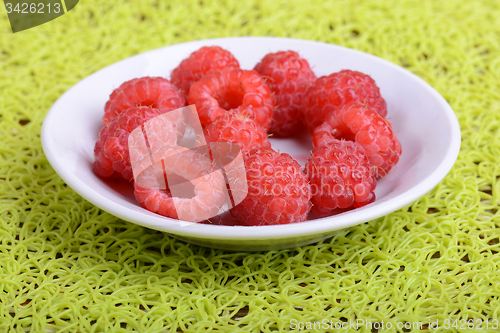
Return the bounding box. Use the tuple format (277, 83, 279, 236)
(254, 51, 317, 137)
(302, 70, 387, 133)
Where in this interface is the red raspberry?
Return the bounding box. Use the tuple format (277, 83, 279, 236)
(133, 146, 227, 222)
(171, 46, 240, 96)
(302, 70, 387, 133)
(231, 147, 311, 226)
(204, 112, 271, 156)
(94, 106, 162, 180)
(103, 77, 186, 125)
(254, 51, 316, 137)
(313, 103, 401, 177)
(305, 139, 376, 217)
(188, 68, 274, 130)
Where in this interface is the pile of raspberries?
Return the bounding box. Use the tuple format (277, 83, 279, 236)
(94, 46, 401, 226)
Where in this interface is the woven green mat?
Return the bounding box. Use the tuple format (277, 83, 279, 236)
(1, 0, 500, 332)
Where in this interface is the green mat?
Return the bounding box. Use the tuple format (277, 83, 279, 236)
(1, 0, 499, 332)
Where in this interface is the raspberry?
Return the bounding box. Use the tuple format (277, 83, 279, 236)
(204, 112, 271, 156)
(305, 139, 376, 217)
(94, 106, 164, 180)
(188, 68, 274, 130)
(171, 46, 240, 96)
(103, 77, 186, 125)
(133, 146, 227, 222)
(254, 51, 316, 137)
(231, 147, 311, 226)
(302, 70, 387, 133)
(313, 103, 401, 177)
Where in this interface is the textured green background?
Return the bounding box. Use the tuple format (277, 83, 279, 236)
(1, 0, 500, 332)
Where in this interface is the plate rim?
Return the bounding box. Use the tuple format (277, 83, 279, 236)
(41, 36, 461, 240)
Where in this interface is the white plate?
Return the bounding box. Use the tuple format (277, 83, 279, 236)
(41, 37, 461, 251)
